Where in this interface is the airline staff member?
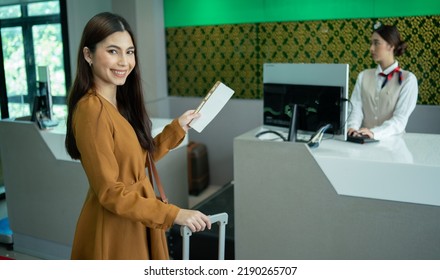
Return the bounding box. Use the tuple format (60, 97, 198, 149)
(347, 23, 418, 140)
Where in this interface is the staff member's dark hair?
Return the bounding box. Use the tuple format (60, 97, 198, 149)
(373, 23, 408, 57)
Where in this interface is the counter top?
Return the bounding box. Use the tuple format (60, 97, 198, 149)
(312, 133, 440, 206)
(314, 133, 440, 167)
(245, 126, 440, 207)
(3, 118, 187, 162)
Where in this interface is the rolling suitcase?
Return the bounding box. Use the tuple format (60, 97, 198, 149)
(180, 212, 228, 260)
(167, 183, 234, 260)
(187, 141, 210, 195)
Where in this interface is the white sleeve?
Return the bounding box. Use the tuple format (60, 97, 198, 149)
(347, 71, 364, 130)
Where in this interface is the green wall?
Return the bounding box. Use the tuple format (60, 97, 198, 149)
(164, 1, 440, 105)
(164, 0, 440, 27)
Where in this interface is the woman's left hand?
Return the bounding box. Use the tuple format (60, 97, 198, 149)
(178, 110, 201, 132)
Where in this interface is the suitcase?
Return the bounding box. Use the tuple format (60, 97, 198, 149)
(187, 141, 210, 195)
(180, 212, 228, 260)
(167, 183, 235, 260)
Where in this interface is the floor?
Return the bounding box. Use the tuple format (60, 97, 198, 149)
(0, 184, 222, 260)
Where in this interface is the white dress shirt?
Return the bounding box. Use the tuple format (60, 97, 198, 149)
(347, 61, 419, 140)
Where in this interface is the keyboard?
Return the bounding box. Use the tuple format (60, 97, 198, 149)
(346, 134, 379, 144)
(37, 119, 59, 129)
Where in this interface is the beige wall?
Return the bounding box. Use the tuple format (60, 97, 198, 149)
(66, 0, 169, 117)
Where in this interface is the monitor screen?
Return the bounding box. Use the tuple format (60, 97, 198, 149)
(263, 83, 345, 135)
(31, 66, 57, 129)
(263, 63, 349, 141)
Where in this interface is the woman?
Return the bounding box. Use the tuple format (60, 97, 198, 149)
(65, 12, 211, 260)
(347, 23, 418, 140)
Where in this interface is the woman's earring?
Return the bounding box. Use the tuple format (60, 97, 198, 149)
(88, 61, 92, 67)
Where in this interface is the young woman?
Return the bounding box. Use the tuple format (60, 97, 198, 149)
(65, 12, 211, 260)
(347, 23, 418, 140)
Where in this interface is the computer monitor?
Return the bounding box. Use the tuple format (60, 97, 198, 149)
(264, 83, 345, 136)
(31, 66, 57, 129)
(263, 63, 349, 141)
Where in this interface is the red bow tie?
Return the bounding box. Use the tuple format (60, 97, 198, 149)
(379, 66, 403, 88)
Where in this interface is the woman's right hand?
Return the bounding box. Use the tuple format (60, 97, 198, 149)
(174, 209, 212, 232)
(178, 110, 201, 132)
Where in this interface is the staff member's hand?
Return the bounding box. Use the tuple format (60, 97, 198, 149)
(357, 127, 374, 139)
(348, 127, 374, 138)
(347, 128, 358, 136)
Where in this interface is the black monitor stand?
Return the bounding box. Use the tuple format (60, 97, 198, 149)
(287, 104, 298, 142)
(31, 81, 58, 129)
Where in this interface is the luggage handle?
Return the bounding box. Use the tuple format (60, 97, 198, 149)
(180, 212, 229, 260)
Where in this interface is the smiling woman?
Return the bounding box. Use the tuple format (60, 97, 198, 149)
(82, 31, 136, 107)
(64, 12, 212, 260)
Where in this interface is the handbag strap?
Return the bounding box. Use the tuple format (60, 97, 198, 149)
(148, 153, 168, 204)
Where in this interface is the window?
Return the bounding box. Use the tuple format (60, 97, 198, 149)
(0, 0, 70, 120)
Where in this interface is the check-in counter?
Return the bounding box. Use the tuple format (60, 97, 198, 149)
(0, 119, 188, 259)
(234, 127, 440, 259)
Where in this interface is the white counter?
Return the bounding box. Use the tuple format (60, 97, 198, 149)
(253, 126, 440, 206)
(234, 127, 440, 259)
(39, 118, 188, 162)
(312, 133, 440, 206)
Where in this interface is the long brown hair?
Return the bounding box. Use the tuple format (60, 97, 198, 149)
(65, 12, 154, 159)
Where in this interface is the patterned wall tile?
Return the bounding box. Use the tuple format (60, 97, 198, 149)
(166, 15, 439, 105)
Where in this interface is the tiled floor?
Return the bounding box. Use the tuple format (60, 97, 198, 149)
(0, 185, 222, 260)
(0, 244, 40, 260)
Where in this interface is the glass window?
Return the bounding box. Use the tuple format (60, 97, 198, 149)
(28, 1, 60, 16)
(1, 27, 29, 119)
(0, 0, 69, 120)
(33, 23, 66, 97)
(0, 5, 21, 19)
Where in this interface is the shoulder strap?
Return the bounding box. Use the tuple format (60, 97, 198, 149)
(148, 153, 168, 204)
